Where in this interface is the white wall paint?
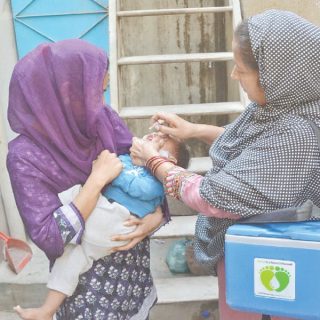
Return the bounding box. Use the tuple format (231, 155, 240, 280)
(0, 0, 25, 239)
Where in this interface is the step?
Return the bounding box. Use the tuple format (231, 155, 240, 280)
(155, 276, 218, 303)
(0, 243, 49, 285)
(0, 312, 19, 320)
(119, 101, 244, 119)
(152, 216, 197, 239)
(188, 157, 212, 174)
(167, 197, 197, 216)
(118, 52, 233, 65)
(0, 283, 48, 312)
(117, 6, 233, 17)
(150, 301, 219, 320)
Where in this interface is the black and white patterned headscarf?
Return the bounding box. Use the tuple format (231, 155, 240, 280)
(194, 10, 320, 274)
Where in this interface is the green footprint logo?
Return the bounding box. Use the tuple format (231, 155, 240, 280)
(260, 266, 290, 292)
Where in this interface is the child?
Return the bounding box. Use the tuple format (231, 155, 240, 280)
(14, 134, 189, 320)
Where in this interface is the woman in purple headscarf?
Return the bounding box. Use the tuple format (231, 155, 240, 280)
(7, 39, 164, 320)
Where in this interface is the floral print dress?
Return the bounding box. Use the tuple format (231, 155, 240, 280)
(54, 205, 156, 320)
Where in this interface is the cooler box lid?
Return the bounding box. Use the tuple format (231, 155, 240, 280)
(226, 221, 320, 242)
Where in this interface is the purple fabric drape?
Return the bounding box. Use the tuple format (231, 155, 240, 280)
(7, 39, 133, 261)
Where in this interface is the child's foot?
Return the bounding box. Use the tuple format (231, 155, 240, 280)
(14, 305, 53, 320)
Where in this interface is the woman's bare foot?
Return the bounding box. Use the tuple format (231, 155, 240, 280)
(14, 305, 53, 320)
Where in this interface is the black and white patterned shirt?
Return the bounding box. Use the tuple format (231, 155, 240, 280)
(195, 10, 320, 274)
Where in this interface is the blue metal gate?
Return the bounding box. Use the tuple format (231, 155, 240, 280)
(11, 0, 110, 100)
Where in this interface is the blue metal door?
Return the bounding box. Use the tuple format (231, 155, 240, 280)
(11, 0, 110, 101)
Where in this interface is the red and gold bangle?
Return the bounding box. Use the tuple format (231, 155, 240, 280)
(146, 156, 176, 176)
(146, 157, 162, 172)
(152, 159, 170, 176)
(146, 156, 163, 168)
(152, 160, 175, 176)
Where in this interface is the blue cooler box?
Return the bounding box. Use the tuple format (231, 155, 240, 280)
(225, 222, 320, 320)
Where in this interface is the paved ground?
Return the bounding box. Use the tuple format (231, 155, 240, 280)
(0, 312, 19, 320)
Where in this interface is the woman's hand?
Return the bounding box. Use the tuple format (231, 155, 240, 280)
(153, 112, 225, 145)
(130, 137, 163, 165)
(151, 112, 194, 141)
(90, 150, 123, 188)
(111, 206, 163, 252)
(73, 150, 123, 221)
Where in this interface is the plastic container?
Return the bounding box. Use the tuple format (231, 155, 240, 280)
(225, 222, 320, 320)
(166, 239, 190, 273)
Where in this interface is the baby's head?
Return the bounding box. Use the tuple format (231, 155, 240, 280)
(144, 133, 190, 169)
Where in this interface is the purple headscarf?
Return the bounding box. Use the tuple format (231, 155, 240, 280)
(7, 39, 132, 260)
(8, 39, 132, 182)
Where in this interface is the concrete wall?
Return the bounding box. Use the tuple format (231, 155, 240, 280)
(0, 0, 25, 239)
(0, 0, 17, 141)
(119, 0, 237, 157)
(0, 193, 8, 263)
(119, 0, 234, 108)
(241, 0, 320, 25)
(120, 0, 320, 155)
